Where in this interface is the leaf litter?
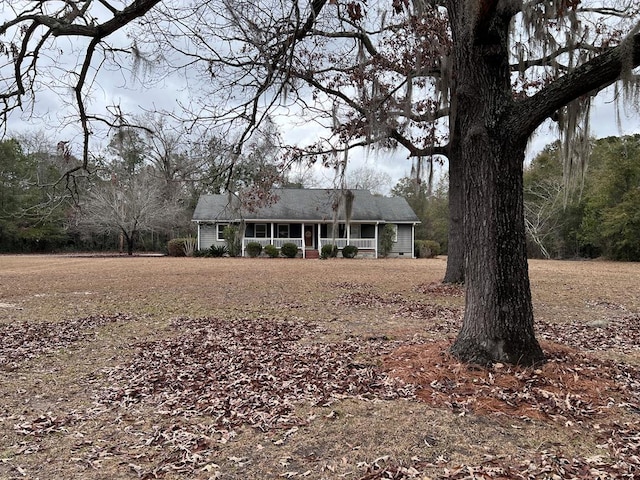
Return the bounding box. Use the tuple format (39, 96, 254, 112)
(102, 316, 412, 409)
(335, 282, 640, 478)
(0, 313, 134, 370)
(93, 316, 415, 477)
(91, 310, 639, 478)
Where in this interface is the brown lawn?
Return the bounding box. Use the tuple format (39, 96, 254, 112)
(0, 255, 639, 479)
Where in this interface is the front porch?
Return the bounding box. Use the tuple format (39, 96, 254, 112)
(241, 221, 378, 258)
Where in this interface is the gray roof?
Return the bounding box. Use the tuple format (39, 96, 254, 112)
(192, 189, 419, 223)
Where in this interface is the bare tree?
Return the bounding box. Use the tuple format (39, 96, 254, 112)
(75, 166, 179, 255)
(344, 165, 392, 195)
(135, 114, 231, 208)
(524, 177, 565, 259)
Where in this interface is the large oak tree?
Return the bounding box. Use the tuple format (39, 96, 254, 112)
(2, 0, 640, 364)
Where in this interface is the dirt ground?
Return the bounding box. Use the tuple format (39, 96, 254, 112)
(0, 255, 639, 479)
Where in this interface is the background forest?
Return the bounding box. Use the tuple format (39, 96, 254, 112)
(1, 131, 639, 260)
(524, 134, 640, 261)
(0, 120, 284, 254)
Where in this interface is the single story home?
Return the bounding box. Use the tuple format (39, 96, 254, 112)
(191, 188, 420, 258)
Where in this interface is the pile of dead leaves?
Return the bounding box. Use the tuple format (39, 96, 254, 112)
(0, 313, 133, 370)
(538, 314, 640, 353)
(392, 302, 461, 334)
(100, 316, 414, 432)
(92, 317, 420, 477)
(385, 341, 639, 421)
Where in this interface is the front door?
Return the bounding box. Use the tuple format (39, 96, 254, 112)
(304, 225, 314, 248)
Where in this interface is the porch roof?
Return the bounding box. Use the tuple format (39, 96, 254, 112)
(192, 189, 419, 223)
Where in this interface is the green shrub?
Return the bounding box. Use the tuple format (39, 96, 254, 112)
(280, 242, 299, 258)
(209, 244, 227, 257)
(193, 248, 208, 257)
(379, 224, 396, 258)
(416, 239, 440, 258)
(246, 241, 263, 258)
(321, 244, 338, 259)
(223, 225, 242, 257)
(167, 238, 186, 257)
(342, 245, 358, 258)
(264, 244, 279, 258)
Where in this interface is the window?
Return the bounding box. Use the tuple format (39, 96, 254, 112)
(327, 224, 346, 238)
(277, 224, 290, 238)
(216, 223, 228, 241)
(255, 224, 268, 238)
(361, 224, 375, 238)
(391, 224, 398, 242)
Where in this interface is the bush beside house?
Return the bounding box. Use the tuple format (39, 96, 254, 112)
(416, 240, 440, 258)
(321, 244, 338, 259)
(246, 242, 263, 258)
(280, 242, 299, 258)
(167, 238, 188, 257)
(342, 245, 358, 258)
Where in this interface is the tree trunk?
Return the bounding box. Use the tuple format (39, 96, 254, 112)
(124, 231, 135, 255)
(448, 0, 544, 366)
(450, 136, 544, 365)
(443, 146, 464, 284)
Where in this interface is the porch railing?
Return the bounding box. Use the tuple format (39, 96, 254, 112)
(242, 237, 376, 250)
(243, 238, 304, 249)
(319, 238, 376, 249)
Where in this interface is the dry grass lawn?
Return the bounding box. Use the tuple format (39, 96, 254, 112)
(0, 255, 639, 479)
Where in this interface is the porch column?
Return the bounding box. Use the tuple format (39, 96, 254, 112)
(375, 222, 379, 258)
(302, 222, 306, 259)
(411, 223, 416, 258)
(346, 222, 350, 247)
(196, 222, 201, 250)
(270, 223, 274, 247)
(241, 222, 245, 257)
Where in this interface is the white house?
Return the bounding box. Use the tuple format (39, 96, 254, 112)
(192, 188, 420, 258)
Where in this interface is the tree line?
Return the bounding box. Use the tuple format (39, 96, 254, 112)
(3, 131, 639, 260)
(0, 118, 284, 254)
(525, 134, 640, 262)
(392, 134, 640, 263)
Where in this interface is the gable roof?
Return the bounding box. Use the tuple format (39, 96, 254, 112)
(192, 189, 419, 223)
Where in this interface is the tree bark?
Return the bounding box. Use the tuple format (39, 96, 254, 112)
(448, 0, 544, 365)
(443, 127, 464, 284)
(450, 135, 544, 365)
